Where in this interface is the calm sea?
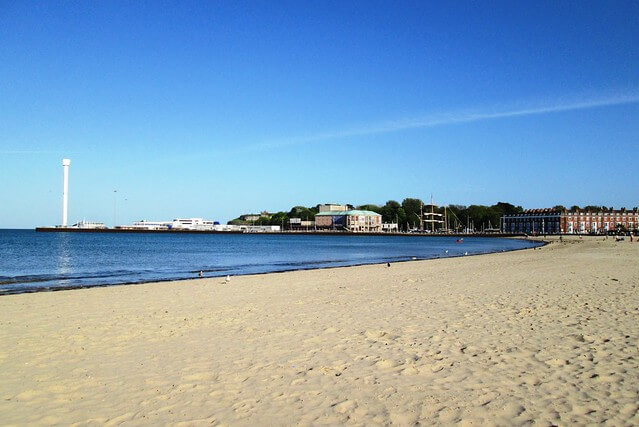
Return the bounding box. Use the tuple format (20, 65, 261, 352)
(0, 230, 541, 295)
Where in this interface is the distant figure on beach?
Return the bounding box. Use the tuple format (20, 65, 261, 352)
(198, 271, 203, 278)
(559, 236, 563, 242)
(225, 275, 231, 283)
(387, 263, 391, 267)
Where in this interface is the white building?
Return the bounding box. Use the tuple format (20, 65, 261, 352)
(318, 203, 352, 213)
(128, 220, 172, 230)
(382, 223, 398, 232)
(127, 218, 215, 230)
(69, 220, 106, 229)
(122, 219, 280, 233)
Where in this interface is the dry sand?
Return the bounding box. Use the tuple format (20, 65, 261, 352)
(1, 236, 638, 425)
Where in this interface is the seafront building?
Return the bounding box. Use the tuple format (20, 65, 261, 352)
(502, 208, 639, 234)
(65, 220, 107, 229)
(381, 223, 399, 232)
(318, 203, 353, 213)
(119, 218, 280, 233)
(289, 218, 315, 230)
(500, 209, 562, 234)
(560, 209, 638, 234)
(124, 218, 217, 230)
(315, 209, 382, 232)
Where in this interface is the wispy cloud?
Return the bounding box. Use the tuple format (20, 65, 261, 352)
(250, 92, 639, 150)
(0, 150, 79, 155)
(0, 150, 55, 155)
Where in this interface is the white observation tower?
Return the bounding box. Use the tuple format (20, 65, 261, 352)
(62, 158, 71, 226)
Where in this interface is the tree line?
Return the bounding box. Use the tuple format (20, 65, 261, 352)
(228, 201, 639, 231)
(228, 200, 528, 232)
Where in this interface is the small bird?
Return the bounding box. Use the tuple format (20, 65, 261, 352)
(387, 262, 391, 267)
(225, 275, 231, 283)
(445, 250, 449, 254)
(464, 251, 468, 256)
(198, 271, 203, 278)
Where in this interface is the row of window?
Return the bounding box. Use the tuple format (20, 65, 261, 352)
(571, 212, 635, 216)
(567, 221, 634, 225)
(567, 216, 637, 220)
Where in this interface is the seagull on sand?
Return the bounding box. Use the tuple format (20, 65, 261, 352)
(225, 275, 231, 283)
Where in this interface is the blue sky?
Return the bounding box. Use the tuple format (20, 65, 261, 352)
(1, 1, 638, 228)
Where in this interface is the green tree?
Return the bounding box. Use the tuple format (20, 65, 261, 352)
(446, 205, 467, 231)
(490, 202, 523, 229)
(255, 217, 270, 226)
(268, 212, 289, 227)
(380, 200, 407, 229)
(289, 206, 315, 221)
(402, 198, 424, 229)
(357, 204, 382, 214)
(466, 205, 490, 231)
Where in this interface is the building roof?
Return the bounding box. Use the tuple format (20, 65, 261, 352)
(315, 210, 381, 217)
(523, 208, 560, 214)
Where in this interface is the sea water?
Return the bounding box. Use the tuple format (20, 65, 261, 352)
(0, 230, 541, 295)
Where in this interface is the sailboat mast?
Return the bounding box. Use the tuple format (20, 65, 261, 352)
(430, 194, 434, 233)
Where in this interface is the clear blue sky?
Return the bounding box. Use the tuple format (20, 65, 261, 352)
(1, 1, 638, 228)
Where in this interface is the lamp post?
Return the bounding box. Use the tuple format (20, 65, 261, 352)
(61, 159, 71, 226)
(113, 190, 118, 228)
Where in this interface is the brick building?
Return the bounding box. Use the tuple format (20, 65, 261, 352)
(502, 208, 639, 234)
(561, 209, 638, 234)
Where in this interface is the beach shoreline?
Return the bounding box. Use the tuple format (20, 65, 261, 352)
(1, 235, 637, 425)
(0, 236, 547, 297)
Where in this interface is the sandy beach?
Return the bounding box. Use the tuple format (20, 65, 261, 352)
(1, 235, 637, 425)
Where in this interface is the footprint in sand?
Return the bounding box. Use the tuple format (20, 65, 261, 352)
(499, 401, 526, 418)
(401, 365, 419, 375)
(364, 329, 399, 343)
(544, 358, 568, 367)
(365, 330, 388, 340)
(471, 391, 500, 406)
(375, 359, 402, 369)
(333, 399, 357, 414)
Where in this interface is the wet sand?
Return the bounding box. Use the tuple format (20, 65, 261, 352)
(1, 235, 637, 425)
